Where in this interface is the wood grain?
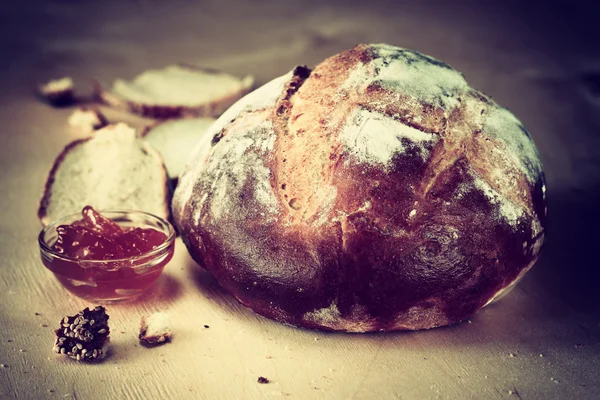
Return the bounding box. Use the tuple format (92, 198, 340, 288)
(1, 1, 599, 399)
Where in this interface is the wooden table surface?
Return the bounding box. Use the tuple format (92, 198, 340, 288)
(1, 1, 599, 399)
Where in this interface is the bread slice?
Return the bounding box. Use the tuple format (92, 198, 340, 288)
(141, 117, 215, 183)
(38, 123, 171, 226)
(95, 65, 254, 119)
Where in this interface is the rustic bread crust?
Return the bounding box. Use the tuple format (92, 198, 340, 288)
(174, 44, 546, 332)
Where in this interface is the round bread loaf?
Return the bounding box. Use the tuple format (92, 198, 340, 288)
(173, 44, 546, 332)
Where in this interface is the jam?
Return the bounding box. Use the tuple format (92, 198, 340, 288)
(40, 206, 174, 302)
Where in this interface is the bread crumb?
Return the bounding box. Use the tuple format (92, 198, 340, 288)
(38, 77, 75, 106)
(139, 312, 172, 346)
(68, 108, 108, 132)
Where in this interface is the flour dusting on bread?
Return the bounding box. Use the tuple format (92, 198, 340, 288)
(303, 302, 377, 332)
(472, 175, 525, 225)
(483, 105, 543, 184)
(175, 71, 294, 223)
(340, 107, 438, 168)
(342, 44, 468, 110)
(196, 117, 279, 223)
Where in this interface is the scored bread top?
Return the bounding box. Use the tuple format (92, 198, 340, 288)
(177, 45, 544, 232)
(174, 44, 546, 331)
(39, 123, 170, 225)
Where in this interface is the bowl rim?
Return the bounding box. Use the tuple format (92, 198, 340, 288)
(38, 209, 176, 265)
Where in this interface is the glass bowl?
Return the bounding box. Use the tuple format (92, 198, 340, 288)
(39, 210, 175, 303)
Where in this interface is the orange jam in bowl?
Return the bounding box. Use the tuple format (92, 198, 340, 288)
(39, 206, 175, 302)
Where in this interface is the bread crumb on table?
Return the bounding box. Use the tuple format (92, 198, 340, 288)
(139, 312, 172, 346)
(37, 77, 75, 106)
(68, 108, 108, 132)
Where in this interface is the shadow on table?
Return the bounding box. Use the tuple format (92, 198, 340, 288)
(526, 184, 600, 318)
(181, 182, 600, 351)
(130, 272, 183, 307)
(186, 257, 262, 321)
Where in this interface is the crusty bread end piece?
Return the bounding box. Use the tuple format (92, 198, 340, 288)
(38, 123, 171, 225)
(95, 65, 254, 119)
